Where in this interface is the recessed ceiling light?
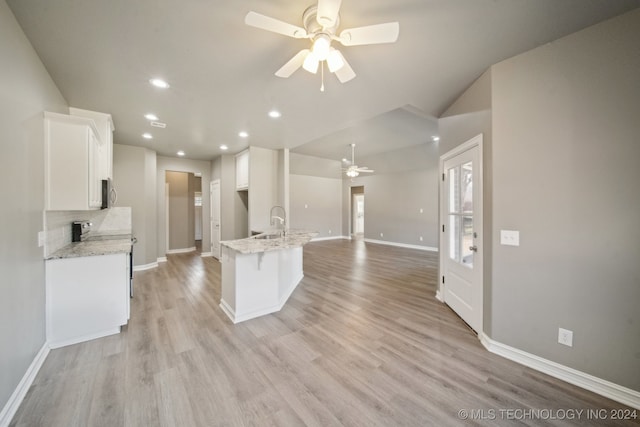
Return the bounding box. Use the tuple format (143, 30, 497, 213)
(342, 158, 348, 162)
(177, 150, 185, 156)
(149, 78, 170, 89)
(142, 133, 153, 139)
(220, 144, 228, 150)
(431, 135, 440, 142)
(238, 131, 249, 138)
(268, 110, 281, 119)
(144, 113, 159, 121)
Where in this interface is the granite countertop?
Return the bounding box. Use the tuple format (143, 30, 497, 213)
(221, 229, 318, 254)
(46, 231, 133, 260)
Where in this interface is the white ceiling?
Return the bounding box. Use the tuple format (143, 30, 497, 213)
(7, 0, 639, 161)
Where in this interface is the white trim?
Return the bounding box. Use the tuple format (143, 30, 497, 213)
(157, 256, 167, 263)
(133, 261, 158, 271)
(311, 235, 349, 242)
(200, 252, 213, 257)
(166, 246, 196, 255)
(435, 290, 444, 302)
(0, 343, 49, 427)
(48, 328, 120, 350)
(480, 333, 640, 410)
(364, 238, 438, 252)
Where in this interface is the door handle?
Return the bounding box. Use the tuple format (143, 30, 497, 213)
(469, 245, 478, 252)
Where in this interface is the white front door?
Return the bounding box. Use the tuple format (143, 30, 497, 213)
(440, 135, 483, 333)
(210, 180, 221, 259)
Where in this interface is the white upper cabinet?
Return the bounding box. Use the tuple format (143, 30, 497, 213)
(236, 150, 249, 190)
(69, 107, 114, 180)
(44, 112, 103, 210)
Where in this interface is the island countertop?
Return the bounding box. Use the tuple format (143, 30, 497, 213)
(46, 231, 132, 260)
(220, 229, 318, 255)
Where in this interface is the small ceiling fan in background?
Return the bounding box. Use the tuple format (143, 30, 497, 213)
(245, 0, 399, 89)
(344, 143, 374, 177)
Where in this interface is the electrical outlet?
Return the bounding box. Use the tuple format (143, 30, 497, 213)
(380, 232, 384, 238)
(304, 204, 308, 209)
(419, 236, 423, 241)
(419, 208, 424, 214)
(328, 229, 332, 234)
(558, 328, 573, 347)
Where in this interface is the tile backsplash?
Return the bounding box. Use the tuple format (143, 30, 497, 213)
(44, 207, 131, 257)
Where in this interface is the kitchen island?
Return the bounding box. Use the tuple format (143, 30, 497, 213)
(219, 229, 317, 323)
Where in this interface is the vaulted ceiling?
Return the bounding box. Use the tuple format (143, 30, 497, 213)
(7, 0, 639, 161)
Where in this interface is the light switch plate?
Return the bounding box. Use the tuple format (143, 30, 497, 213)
(500, 230, 520, 246)
(38, 231, 45, 248)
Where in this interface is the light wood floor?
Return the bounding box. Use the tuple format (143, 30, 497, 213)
(11, 240, 638, 426)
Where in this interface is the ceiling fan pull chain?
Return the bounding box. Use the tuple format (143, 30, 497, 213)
(320, 61, 325, 92)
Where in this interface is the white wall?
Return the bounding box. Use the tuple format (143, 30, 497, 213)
(0, 0, 68, 414)
(290, 175, 342, 238)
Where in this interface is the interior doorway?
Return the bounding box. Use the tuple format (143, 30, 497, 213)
(350, 186, 365, 238)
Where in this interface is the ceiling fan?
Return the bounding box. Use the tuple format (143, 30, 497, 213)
(344, 143, 374, 177)
(244, 0, 399, 87)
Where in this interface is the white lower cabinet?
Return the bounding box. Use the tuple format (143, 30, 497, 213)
(46, 253, 129, 348)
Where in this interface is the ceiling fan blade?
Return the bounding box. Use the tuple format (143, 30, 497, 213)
(334, 51, 356, 83)
(356, 169, 374, 173)
(338, 22, 399, 46)
(316, 0, 342, 28)
(245, 11, 308, 38)
(275, 49, 310, 78)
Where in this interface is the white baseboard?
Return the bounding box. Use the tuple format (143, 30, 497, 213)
(364, 238, 438, 252)
(435, 290, 444, 302)
(166, 247, 196, 255)
(0, 343, 50, 427)
(133, 261, 158, 271)
(480, 333, 640, 410)
(200, 251, 213, 257)
(157, 257, 167, 263)
(48, 328, 120, 350)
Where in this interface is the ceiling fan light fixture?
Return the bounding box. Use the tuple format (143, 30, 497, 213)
(327, 49, 344, 73)
(346, 168, 359, 178)
(302, 52, 320, 74)
(312, 34, 331, 61)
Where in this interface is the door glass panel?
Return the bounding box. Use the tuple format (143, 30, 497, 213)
(462, 162, 473, 213)
(462, 215, 474, 267)
(447, 161, 474, 269)
(449, 215, 460, 261)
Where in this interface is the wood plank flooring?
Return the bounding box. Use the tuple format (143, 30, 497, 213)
(11, 239, 638, 426)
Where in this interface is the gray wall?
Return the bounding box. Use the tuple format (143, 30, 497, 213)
(290, 174, 343, 238)
(341, 144, 440, 248)
(156, 156, 211, 256)
(290, 154, 343, 238)
(439, 9, 640, 391)
(489, 10, 640, 391)
(0, 0, 68, 412)
(112, 144, 157, 266)
(165, 171, 194, 251)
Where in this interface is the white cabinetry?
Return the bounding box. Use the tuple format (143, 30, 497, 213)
(235, 150, 249, 190)
(44, 112, 103, 210)
(70, 107, 115, 180)
(46, 253, 129, 349)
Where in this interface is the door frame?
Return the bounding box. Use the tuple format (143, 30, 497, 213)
(352, 193, 365, 235)
(438, 133, 484, 334)
(210, 179, 221, 259)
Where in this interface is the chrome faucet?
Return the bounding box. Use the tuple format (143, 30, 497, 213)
(270, 205, 287, 236)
